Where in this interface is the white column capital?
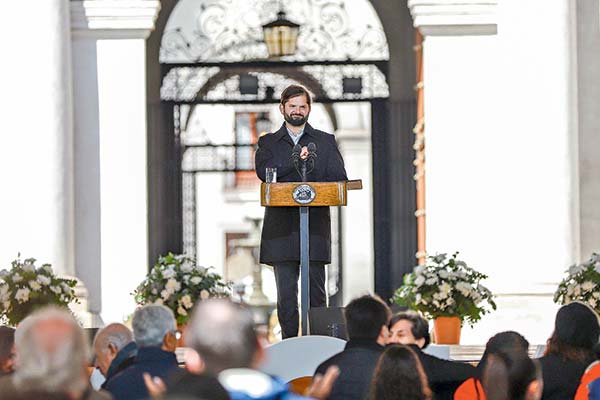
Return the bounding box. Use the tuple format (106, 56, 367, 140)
(407, 0, 497, 36)
(71, 0, 161, 39)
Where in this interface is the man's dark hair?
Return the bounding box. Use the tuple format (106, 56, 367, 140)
(483, 351, 540, 400)
(0, 326, 15, 363)
(479, 331, 529, 370)
(280, 84, 312, 106)
(344, 295, 390, 341)
(389, 312, 431, 348)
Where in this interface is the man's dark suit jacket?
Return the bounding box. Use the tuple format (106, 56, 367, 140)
(103, 346, 178, 400)
(101, 341, 137, 389)
(410, 344, 476, 400)
(314, 339, 384, 400)
(255, 123, 348, 265)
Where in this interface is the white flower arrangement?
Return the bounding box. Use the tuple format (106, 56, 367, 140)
(0, 256, 78, 326)
(393, 253, 496, 326)
(554, 253, 600, 312)
(133, 253, 230, 325)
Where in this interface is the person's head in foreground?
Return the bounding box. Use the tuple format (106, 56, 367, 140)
(479, 331, 529, 371)
(12, 307, 90, 398)
(133, 304, 178, 352)
(545, 301, 600, 362)
(483, 349, 542, 400)
(93, 322, 134, 377)
(344, 294, 391, 345)
(369, 344, 432, 400)
(387, 311, 430, 348)
(186, 298, 260, 374)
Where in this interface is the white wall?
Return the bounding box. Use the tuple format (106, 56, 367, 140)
(0, 1, 75, 276)
(334, 103, 374, 304)
(422, 0, 579, 343)
(576, 0, 600, 261)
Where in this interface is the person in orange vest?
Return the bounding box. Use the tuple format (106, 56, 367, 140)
(539, 302, 599, 400)
(454, 331, 529, 400)
(575, 361, 600, 400)
(574, 343, 600, 400)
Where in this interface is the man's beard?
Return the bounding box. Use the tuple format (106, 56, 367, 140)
(284, 112, 308, 127)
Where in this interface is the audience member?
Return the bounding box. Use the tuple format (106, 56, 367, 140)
(0, 307, 111, 400)
(314, 294, 390, 400)
(387, 311, 475, 400)
(0, 326, 15, 376)
(93, 323, 138, 388)
(388, 311, 430, 348)
(104, 304, 179, 400)
(146, 298, 338, 400)
(454, 331, 529, 400)
(369, 344, 432, 400)
(575, 347, 600, 400)
(588, 378, 600, 400)
(539, 302, 599, 400)
(482, 350, 542, 400)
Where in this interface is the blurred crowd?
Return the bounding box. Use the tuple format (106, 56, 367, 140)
(0, 295, 599, 400)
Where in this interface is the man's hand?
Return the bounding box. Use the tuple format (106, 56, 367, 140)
(305, 366, 340, 400)
(300, 146, 309, 160)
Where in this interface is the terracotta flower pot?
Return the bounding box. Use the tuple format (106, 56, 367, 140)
(433, 316, 461, 344)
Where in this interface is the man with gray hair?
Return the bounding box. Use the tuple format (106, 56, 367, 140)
(93, 323, 138, 388)
(155, 299, 338, 400)
(104, 304, 179, 400)
(0, 306, 110, 400)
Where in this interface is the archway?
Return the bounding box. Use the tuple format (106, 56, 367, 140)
(146, 0, 417, 302)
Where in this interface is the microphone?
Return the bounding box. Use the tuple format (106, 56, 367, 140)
(292, 144, 302, 158)
(306, 142, 317, 175)
(307, 142, 317, 159)
(291, 144, 302, 179)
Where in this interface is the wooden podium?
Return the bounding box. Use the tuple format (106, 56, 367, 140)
(261, 180, 362, 335)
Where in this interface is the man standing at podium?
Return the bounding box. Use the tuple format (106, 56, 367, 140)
(255, 84, 348, 339)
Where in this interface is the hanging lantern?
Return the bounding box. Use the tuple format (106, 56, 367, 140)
(262, 11, 300, 58)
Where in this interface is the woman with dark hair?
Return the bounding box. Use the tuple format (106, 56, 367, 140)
(482, 350, 542, 400)
(539, 302, 599, 400)
(369, 344, 431, 400)
(454, 331, 530, 400)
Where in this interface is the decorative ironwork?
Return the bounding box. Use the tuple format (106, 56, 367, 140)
(303, 65, 389, 100)
(161, 0, 389, 63)
(182, 144, 257, 172)
(182, 172, 197, 257)
(161, 67, 220, 103)
(205, 71, 306, 103)
(162, 65, 389, 103)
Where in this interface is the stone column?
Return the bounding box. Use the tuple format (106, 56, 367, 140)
(408, 0, 579, 343)
(71, 0, 160, 323)
(575, 0, 600, 260)
(0, 1, 75, 276)
(334, 103, 375, 305)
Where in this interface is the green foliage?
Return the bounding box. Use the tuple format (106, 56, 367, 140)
(392, 253, 496, 326)
(133, 253, 230, 325)
(0, 256, 78, 326)
(554, 253, 600, 312)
